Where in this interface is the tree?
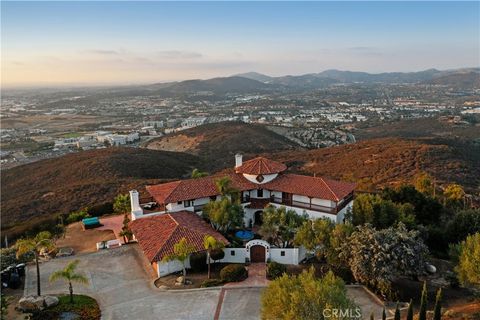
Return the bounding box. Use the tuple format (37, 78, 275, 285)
(419, 282, 428, 320)
(394, 302, 400, 320)
(414, 172, 434, 197)
(119, 214, 133, 243)
(215, 176, 237, 197)
(342, 224, 428, 297)
(351, 194, 400, 229)
(1, 293, 10, 320)
(433, 288, 442, 320)
(191, 168, 208, 179)
(16, 231, 55, 296)
(455, 232, 480, 286)
(294, 218, 334, 258)
(326, 223, 354, 269)
(382, 308, 386, 320)
(261, 206, 307, 248)
(446, 209, 480, 244)
(443, 184, 465, 207)
(203, 235, 224, 279)
(369, 312, 374, 320)
(162, 238, 195, 284)
(202, 197, 244, 233)
(261, 268, 358, 320)
(113, 194, 131, 214)
(49, 260, 88, 303)
(406, 299, 414, 320)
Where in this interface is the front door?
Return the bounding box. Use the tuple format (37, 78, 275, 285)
(254, 210, 263, 226)
(250, 245, 266, 263)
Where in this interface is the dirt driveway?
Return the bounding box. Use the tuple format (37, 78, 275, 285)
(25, 245, 222, 320)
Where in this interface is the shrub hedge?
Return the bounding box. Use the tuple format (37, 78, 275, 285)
(266, 261, 287, 279)
(220, 264, 248, 282)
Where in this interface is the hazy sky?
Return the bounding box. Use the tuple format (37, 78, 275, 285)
(2, 1, 479, 87)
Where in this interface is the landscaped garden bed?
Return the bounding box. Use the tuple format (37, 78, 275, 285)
(31, 294, 100, 320)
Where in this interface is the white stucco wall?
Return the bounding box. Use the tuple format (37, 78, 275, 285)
(270, 248, 300, 265)
(215, 248, 247, 264)
(157, 257, 191, 277)
(268, 202, 337, 222)
(335, 200, 353, 223)
(311, 198, 335, 208)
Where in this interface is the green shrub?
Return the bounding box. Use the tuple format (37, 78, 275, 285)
(200, 279, 224, 288)
(66, 209, 90, 224)
(210, 248, 225, 261)
(220, 264, 248, 282)
(266, 262, 287, 279)
(189, 252, 207, 272)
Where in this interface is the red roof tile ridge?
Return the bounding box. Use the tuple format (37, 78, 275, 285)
(318, 177, 340, 201)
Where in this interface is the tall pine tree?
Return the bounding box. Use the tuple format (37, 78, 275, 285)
(407, 299, 414, 320)
(419, 282, 428, 320)
(394, 302, 401, 320)
(433, 288, 442, 320)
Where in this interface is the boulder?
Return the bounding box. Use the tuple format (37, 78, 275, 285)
(17, 295, 59, 312)
(17, 296, 45, 312)
(44, 295, 59, 308)
(426, 264, 437, 274)
(176, 276, 185, 283)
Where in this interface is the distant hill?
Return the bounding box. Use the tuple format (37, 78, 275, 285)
(270, 74, 339, 88)
(146, 121, 303, 170)
(427, 71, 480, 88)
(1, 148, 203, 237)
(234, 72, 273, 83)
(154, 76, 274, 95)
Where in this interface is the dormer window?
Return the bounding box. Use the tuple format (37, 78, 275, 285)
(256, 174, 264, 183)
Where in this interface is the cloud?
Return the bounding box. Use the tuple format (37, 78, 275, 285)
(156, 50, 203, 59)
(85, 49, 121, 55)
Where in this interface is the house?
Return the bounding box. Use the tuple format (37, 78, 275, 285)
(130, 154, 356, 225)
(128, 154, 356, 276)
(129, 211, 228, 277)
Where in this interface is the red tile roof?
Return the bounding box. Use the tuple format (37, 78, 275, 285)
(145, 157, 356, 204)
(129, 211, 229, 262)
(263, 174, 356, 201)
(235, 157, 287, 175)
(146, 173, 256, 204)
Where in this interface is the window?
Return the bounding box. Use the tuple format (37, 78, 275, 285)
(210, 196, 217, 201)
(231, 250, 235, 256)
(280, 251, 285, 257)
(177, 201, 182, 205)
(184, 200, 192, 207)
(257, 189, 263, 197)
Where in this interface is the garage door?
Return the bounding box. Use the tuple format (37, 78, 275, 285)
(250, 245, 266, 263)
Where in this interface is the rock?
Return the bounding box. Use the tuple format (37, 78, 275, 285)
(184, 279, 192, 285)
(17, 295, 45, 312)
(174, 282, 183, 286)
(176, 276, 185, 283)
(44, 296, 59, 308)
(426, 264, 437, 274)
(158, 285, 169, 290)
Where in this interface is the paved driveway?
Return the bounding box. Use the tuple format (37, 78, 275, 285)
(25, 245, 223, 320)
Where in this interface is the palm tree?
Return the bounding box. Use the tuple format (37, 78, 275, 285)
(49, 260, 88, 304)
(162, 238, 195, 284)
(16, 231, 55, 296)
(191, 169, 208, 179)
(215, 176, 236, 197)
(203, 235, 225, 279)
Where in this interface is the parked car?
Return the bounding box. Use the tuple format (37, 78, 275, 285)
(56, 247, 74, 258)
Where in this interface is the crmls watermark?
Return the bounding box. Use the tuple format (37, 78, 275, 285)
(323, 308, 362, 319)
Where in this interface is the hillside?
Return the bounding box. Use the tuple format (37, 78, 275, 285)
(427, 71, 480, 88)
(146, 121, 303, 170)
(155, 76, 273, 95)
(276, 138, 480, 192)
(1, 148, 204, 237)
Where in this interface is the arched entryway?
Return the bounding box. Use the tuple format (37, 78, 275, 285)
(250, 245, 266, 263)
(246, 239, 270, 263)
(254, 210, 263, 226)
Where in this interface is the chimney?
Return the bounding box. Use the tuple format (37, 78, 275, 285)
(235, 153, 243, 168)
(129, 190, 143, 220)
